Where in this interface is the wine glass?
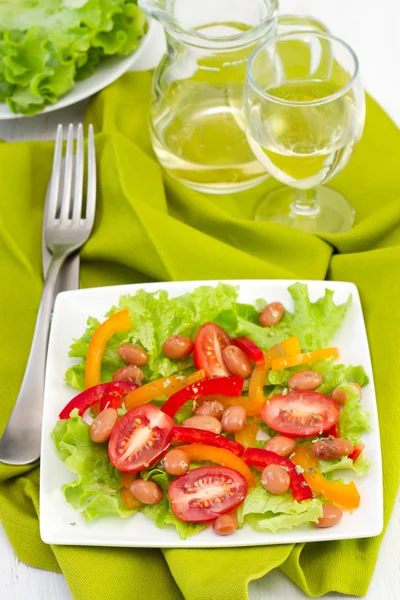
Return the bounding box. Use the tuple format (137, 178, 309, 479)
(244, 32, 366, 233)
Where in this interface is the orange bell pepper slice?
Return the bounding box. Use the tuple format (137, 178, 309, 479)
(85, 310, 131, 389)
(121, 473, 141, 510)
(124, 370, 205, 410)
(178, 444, 256, 487)
(271, 347, 340, 371)
(267, 336, 302, 361)
(235, 421, 259, 448)
(291, 446, 360, 510)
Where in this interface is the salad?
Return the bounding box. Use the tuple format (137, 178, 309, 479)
(0, 0, 147, 115)
(52, 283, 371, 539)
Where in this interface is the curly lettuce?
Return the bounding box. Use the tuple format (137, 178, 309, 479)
(66, 282, 353, 390)
(0, 0, 147, 115)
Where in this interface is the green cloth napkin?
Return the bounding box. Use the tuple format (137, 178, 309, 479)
(1, 71, 400, 600)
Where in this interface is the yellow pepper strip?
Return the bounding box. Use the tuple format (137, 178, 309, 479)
(291, 446, 360, 510)
(267, 336, 301, 360)
(121, 473, 141, 510)
(179, 444, 256, 487)
(85, 310, 131, 389)
(124, 370, 205, 410)
(271, 347, 340, 371)
(235, 421, 259, 448)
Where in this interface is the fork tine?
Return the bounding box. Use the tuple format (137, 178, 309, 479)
(85, 124, 97, 227)
(71, 123, 84, 225)
(59, 124, 74, 223)
(46, 124, 63, 225)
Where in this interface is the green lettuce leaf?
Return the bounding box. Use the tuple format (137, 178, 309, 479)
(0, 0, 147, 115)
(51, 410, 135, 521)
(240, 483, 323, 533)
(232, 283, 351, 352)
(267, 358, 369, 395)
(318, 454, 371, 477)
(338, 384, 371, 445)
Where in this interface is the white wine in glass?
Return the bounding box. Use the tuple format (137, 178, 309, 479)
(244, 33, 366, 233)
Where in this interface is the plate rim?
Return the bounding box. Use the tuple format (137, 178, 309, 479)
(40, 278, 384, 548)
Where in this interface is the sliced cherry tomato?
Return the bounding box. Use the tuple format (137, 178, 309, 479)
(242, 447, 313, 502)
(108, 404, 173, 472)
(291, 446, 360, 509)
(177, 444, 255, 487)
(168, 466, 247, 522)
(271, 348, 339, 371)
(261, 391, 340, 437)
(349, 443, 365, 462)
(124, 370, 205, 410)
(58, 381, 138, 420)
(171, 426, 244, 456)
(161, 376, 244, 418)
(193, 323, 231, 377)
(121, 473, 141, 510)
(232, 337, 264, 365)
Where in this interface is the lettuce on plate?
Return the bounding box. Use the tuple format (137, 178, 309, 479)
(267, 358, 369, 395)
(0, 0, 147, 115)
(338, 384, 370, 445)
(52, 410, 136, 521)
(238, 483, 323, 533)
(66, 282, 353, 390)
(318, 454, 371, 478)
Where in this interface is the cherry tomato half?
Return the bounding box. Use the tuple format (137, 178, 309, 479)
(168, 466, 247, 522)
(261, 391, 340, 437)
(193, 323, 231, 377)
(108, 404, 174, 472)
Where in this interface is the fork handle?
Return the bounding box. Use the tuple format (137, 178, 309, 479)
(0, 252, 68, 465)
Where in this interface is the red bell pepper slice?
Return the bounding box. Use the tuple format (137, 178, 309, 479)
(99, 381, 139, 412)
(242, 447, 313, 502)
(59, 381, 138, 419)
(171, 426, 244, 456)
(161, 376, 244, 418)
(326, 423, 340, 438)
(349, 443, 364, 462)
(233, 337, 265, 365)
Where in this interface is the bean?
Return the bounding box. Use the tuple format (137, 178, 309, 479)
(182, 415, 222, 434)
(332, 382, 362, 406)
(89, 408, 118, 443)
(265, 435, 296, 457)
(130, 479, 163, 505)
(213, 513, 238, 536)
(261, 464, 290, 495)
(194, 400, 225, 420)
(222, 345, 252, 378)
(118, 343, 148, 366)
(221, 405, 247, 434)
(259, 302, 284, 327)
(163, 449, 190, 476)
(314, 504, 343, 528)
(312, 437, 354, 460)
(112, 365, 144, 383)
(163, 335, 193, 360)
(288, 370, 322, 391)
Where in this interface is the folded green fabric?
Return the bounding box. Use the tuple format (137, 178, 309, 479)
(0, 71, 400, 600)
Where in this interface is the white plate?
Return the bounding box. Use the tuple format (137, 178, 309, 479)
(40, 279, 383, 548)
(0, 20, 155, 121)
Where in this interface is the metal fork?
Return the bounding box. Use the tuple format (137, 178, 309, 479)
(0, 124, 96, 466)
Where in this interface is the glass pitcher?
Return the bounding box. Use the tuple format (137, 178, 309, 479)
(139, 0, 278, 194)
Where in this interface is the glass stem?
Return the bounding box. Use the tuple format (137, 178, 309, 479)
(292, 188, 320, 216)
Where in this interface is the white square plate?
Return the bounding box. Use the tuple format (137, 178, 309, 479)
(40, 279, 383, 547)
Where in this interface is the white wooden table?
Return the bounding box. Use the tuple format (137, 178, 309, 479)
(1, 1, 399, 598)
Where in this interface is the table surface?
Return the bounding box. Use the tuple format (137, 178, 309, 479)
(1, 1, 399, 599)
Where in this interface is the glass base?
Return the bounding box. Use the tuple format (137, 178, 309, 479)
(254, 186, 355, 233)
